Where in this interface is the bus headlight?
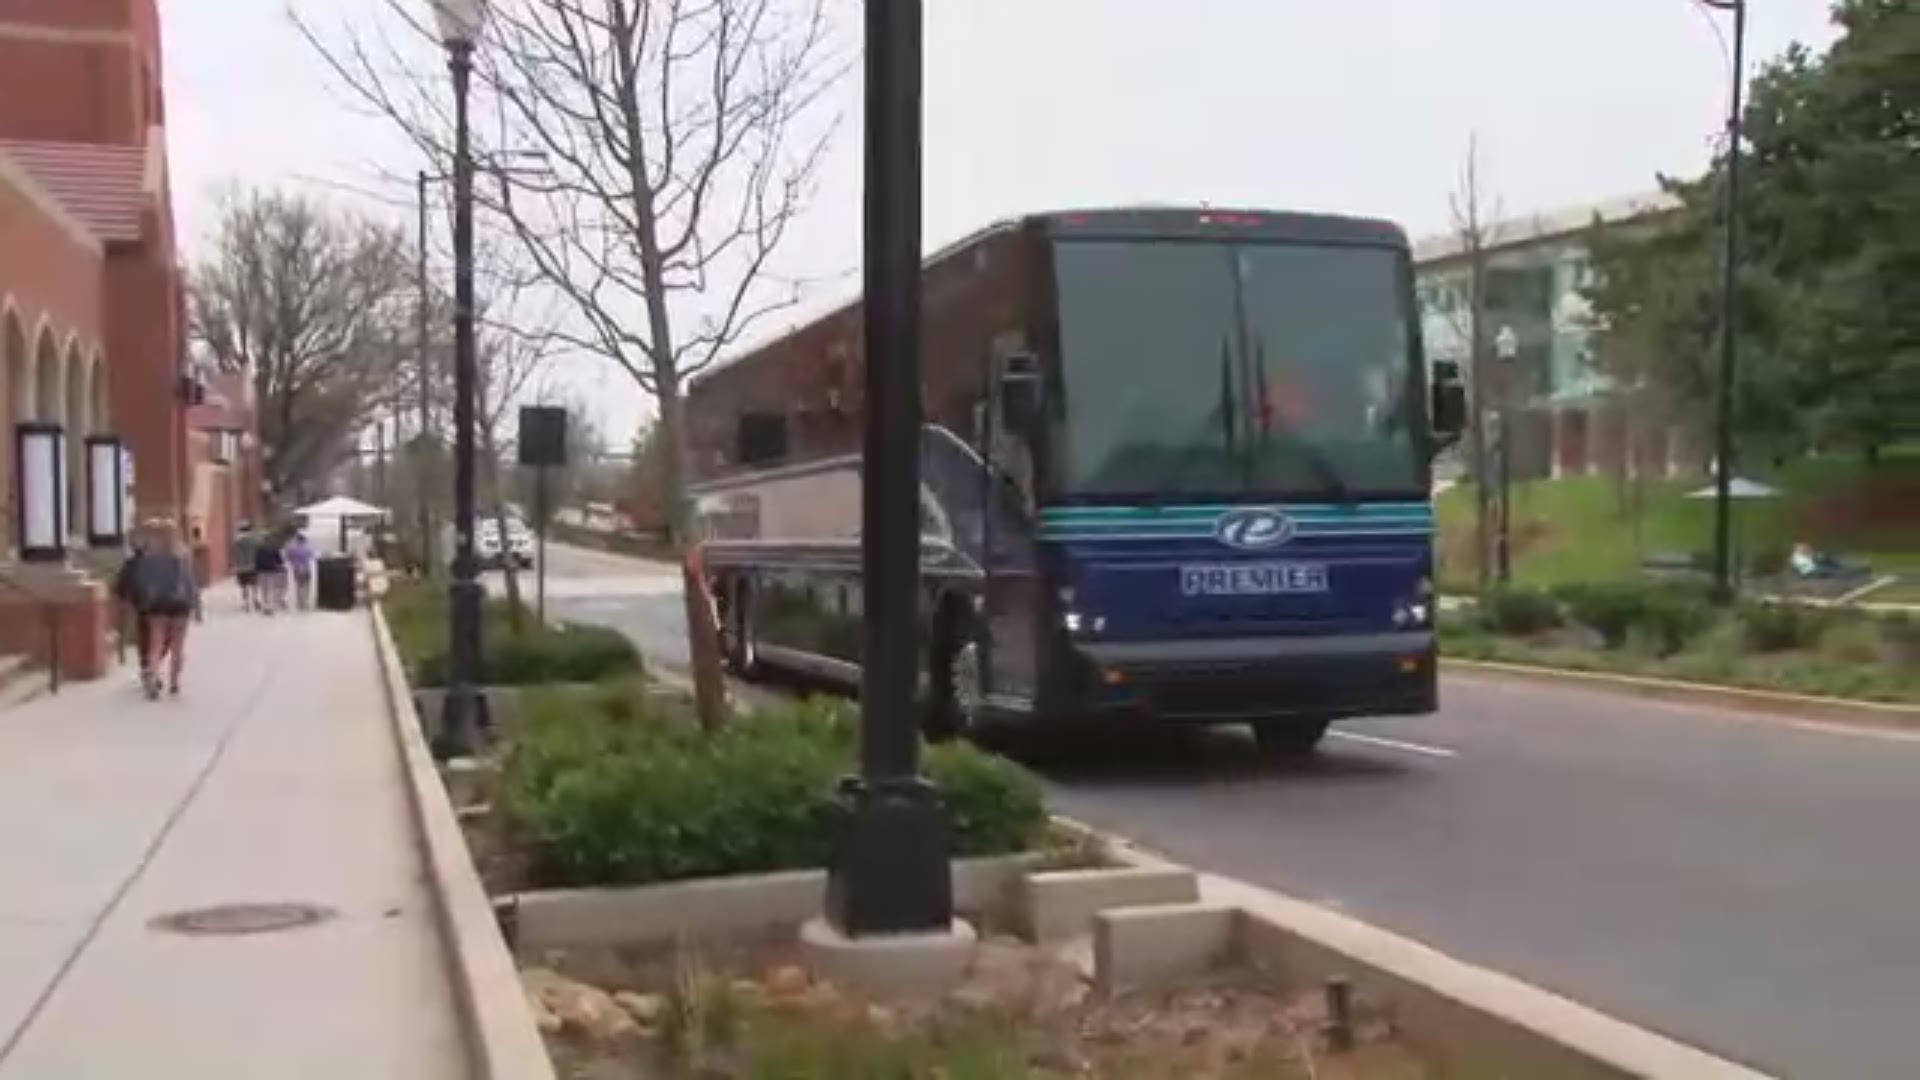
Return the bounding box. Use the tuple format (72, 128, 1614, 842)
(1062, 611, 1105, 634)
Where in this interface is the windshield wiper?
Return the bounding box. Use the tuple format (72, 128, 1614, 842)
(1248, 336, 1353, 504)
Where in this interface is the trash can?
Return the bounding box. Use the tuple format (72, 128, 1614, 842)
(316, 556, 358, 611)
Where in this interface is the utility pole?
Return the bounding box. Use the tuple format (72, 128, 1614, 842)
(1703, 0, 1746, 604)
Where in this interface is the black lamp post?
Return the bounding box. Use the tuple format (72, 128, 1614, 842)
(822, 0, 953, 937)
(430, 0, 490, 753)
(416, 169, 436, 578)
(1494, 325, 1518, 584)
(1700, 0, 1746, 604)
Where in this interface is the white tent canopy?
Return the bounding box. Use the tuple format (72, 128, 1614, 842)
(294, 496, 389, 557)
(1685, 477, 1778, 500)
(294, 495, 390, 520)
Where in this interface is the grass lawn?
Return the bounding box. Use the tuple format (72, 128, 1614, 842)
(1436, 446, 1920, 594)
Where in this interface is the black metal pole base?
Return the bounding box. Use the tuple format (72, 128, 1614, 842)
(824, 775, 954, 937)
(439, 576, 491, 755)
(437, 684, 492, 756)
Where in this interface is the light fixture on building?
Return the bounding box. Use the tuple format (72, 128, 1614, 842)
(14, 423, 66, 562)
(86, 435, 128, 548)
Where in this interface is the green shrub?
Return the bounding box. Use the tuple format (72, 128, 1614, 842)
(1881, 613, 1920, 665)
(1737, 601, 1830, 653)
(1478, 586, 1562, 636)
(927, 741, 1047, 857)
(1817, 618, 1885, 666)
(383, 577, 640, 687)
(500, 694, 1045, 887)
(1634, 591, 1716, 657)
(1554, 581, 1709, 651)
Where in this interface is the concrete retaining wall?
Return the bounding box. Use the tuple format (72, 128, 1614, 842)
(510, 856, 1026, 953)
(372, 607, 557, 1080)
(1088, 877, 1772, 1080)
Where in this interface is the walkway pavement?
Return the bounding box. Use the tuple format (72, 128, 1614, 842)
(0, 590, 467, 1079)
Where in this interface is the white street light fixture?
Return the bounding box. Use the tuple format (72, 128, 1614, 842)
(85, 434, 128, 548)
(14, 423, 66, 562)
(430, 0, 490, 48)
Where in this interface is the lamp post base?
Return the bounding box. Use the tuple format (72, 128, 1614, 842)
(824, 775, 954, 937)
(437, 684, 491, 757)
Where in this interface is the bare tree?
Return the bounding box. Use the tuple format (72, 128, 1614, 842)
(1446, 136, 1501, 592)
(298, 0, 839, 543)
(300, 0, 840, 730)
(190, 189, 421, 505)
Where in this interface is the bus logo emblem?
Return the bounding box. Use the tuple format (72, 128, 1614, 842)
(1215, 508, 1294, 550)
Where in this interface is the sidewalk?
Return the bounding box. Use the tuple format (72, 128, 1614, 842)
(0, 590, 467, 1078)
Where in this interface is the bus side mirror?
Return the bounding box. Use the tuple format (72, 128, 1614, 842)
(998, 353, 1043, 437)
(1431, 365, 1467, 448)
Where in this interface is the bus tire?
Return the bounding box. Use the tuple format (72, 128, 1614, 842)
(722, 580, 759, 677)
(1252, 718, 1330, 756)
(926, 601, 980, 742)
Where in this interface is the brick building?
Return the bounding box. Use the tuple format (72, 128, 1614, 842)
(0, 0, 254, 682)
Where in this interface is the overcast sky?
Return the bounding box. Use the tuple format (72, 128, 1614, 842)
(160, 0, 1839, 439)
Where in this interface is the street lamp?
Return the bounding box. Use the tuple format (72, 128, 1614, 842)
(1698, 0, 1746, 604)
(431, 0, 490, 753)
(821, 0, 954, 938)
(1494, 326, 1519, 584)
(413, 147, 545, 579)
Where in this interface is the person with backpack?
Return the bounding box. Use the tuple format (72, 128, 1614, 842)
(254, 527, 287, 615)
(112, 534, 150, 676)
(232, 522, 261, 612)
(131, 519, 200, 698)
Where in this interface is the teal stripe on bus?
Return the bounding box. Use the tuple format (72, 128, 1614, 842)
(1039, 502, 1432, 520)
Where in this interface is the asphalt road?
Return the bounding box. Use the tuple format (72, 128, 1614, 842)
(541, 541, 1920, 1079)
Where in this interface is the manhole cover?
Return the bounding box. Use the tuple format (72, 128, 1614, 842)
(149, 902, 337, 937)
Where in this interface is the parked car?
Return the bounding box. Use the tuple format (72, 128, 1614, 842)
(477, 516, 535, 569)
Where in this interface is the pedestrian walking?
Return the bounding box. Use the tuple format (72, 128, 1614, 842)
(232, 522, 261, 612)
(285, 532, 317, 611)
(130, 520, 199, 698)
(254, 529, 287, 615)
(111, 534, 149, 676)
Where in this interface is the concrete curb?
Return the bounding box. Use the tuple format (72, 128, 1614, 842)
(1202, 875, 1773, 1080)
(1071, 817, 1773, 1079)
(1025, 852, 1198, 942)
(1443, 656, 1919, 731)
(370, 606, 557, 1080)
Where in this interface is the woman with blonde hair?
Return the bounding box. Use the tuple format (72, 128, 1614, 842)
(129, 519, 200, 698)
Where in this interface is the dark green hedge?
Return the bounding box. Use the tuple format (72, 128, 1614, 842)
(384, 577, 641, 688)
(500, 692, 1047, 888)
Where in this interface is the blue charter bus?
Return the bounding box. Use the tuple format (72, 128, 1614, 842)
(688, 208, 1466, 753)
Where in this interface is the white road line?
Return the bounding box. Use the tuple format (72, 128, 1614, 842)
(1779, 717, 1920, 746)
(1327, 730, 1460, 759)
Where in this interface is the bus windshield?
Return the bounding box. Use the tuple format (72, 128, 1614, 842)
(1052, 238, 1422, 501)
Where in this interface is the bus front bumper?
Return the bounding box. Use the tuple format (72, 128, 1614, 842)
(1067, 631, 1437, 723)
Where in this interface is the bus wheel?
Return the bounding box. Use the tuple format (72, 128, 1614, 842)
(1252, 719, 1330, 756)
(723, 583, 758, 676)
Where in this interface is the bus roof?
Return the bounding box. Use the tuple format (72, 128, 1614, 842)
(691, 206, 1408, 393)
(1033, 206, 1408, 247)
